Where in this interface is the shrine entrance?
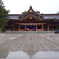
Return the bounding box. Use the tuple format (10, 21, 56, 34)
(26, 25, 36, 31)
(5, 6, 55, 31)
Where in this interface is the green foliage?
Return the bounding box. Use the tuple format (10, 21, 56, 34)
(2, 26, 5, 31)
(0, 0, 9, 29)
(36, 11, 40, 13)
(41, 13, 43, 14)
(56, 26, 59, 30)
(57, 11, 59, 14)
(22, 11, 26, 14)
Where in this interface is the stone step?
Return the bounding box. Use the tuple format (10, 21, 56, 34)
(0, 58, 59, 59)
(5, 31, 54, 34)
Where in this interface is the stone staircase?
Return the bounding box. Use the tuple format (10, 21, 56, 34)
(5, 31, 54, 34)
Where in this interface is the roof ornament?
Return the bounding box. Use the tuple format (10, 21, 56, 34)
(22, 16, 24, 17)
(29, 17, 32, 19)
(29, 9, 33, 12)
(38, 16, 40, 17)
(29, 6, 33, 12)
(30, 6, 32, 9)
(20, 19, 23, 21)
(39, 19, 42, 21)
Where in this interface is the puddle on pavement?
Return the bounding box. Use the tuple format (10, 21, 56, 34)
(32, 51, 59, 58)
(6, 51, 30, 59)
(6, 51, 59, 59)
(0, 34, 59, 59)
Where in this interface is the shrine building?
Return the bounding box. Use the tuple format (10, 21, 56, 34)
(5, 6, 59, 31)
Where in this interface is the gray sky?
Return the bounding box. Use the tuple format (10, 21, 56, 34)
(2, 0, 59, 14)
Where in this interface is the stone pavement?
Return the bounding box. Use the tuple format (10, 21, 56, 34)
(0, 33, 59, 59)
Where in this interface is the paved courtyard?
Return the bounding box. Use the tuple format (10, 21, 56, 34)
(0, 33, 59, 59)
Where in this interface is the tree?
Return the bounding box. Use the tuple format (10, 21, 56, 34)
(22, 11, 26, 14)
(36, 11, 40, 13)
(0, 0, 9, 32)
(41, 13, 43, 14)
(56, 26, 59, 30)
(57, 11, 59, 14)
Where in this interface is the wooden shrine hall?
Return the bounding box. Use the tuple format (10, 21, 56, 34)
(5, 6, 59, 31)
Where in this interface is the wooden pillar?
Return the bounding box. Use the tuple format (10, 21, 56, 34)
(13, 24, 15, 31)
(36, 25, 37, 31)
(42, 24, 44, 31)
(25, 25, 26, 31)
(48, 24, 49, 31)
(51, 26, 52, 31)
(19, 24, 20, 31)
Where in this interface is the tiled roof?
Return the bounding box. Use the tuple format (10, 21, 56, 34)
(9, 15, 20, 20)
(8, 6, 59, 20)
(41, 14, 59, 19)
(8, 14, 59, 20)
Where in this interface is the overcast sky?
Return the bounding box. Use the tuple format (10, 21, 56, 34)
(2, 0, 59, 14)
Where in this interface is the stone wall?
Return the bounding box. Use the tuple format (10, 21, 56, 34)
(0, 28, 2, 33)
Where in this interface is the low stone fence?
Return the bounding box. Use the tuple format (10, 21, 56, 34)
(5, 31, 54, 34)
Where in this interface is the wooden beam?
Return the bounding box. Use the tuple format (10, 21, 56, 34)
(16, 23, 46, 25)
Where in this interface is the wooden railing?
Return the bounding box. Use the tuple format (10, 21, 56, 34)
(20, 29, 25, 31)
(36, 29, 42, 31)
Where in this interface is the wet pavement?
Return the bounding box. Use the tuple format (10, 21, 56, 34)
(0, 33, 59, 59)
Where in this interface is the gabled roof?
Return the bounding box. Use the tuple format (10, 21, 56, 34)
(19, 6, 43, 20)
(8, 6, 59, 21)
